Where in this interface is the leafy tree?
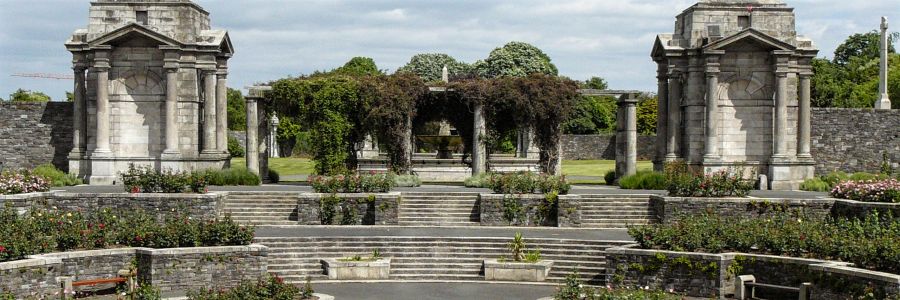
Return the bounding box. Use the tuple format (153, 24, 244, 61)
(812, 29, 900, 109)
(396, 53, 473, 82)
(474, 41, 558, 78)
(833, 31, 896, 66)
(636, 96, 658, 135)
(563, 96, 616, 134)
(333, 57, 383, 77)
(226, 88, 246, 131)
(580, 76, 609, 90)
(360, 73, 428, 174)
(65, 92, 74, 102)
(9, 89, 51, 102)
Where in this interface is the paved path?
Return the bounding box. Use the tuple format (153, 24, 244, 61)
(313, 282, 557, 300)
(255, 226, 633, 241)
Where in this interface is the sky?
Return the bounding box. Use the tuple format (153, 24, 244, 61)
(0, 0, 897, 101)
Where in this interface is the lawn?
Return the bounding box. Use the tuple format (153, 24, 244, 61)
(229, 157, 650, 184)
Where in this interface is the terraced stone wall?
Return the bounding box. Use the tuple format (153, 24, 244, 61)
(297, 193, 400, 225)
(0, 191, 224, 220)
(649, 196, 835, 223)
(137, 245, 268, 292)
(479, 194, 581, 227)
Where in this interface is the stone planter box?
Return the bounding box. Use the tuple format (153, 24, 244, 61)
(321, 258, 391, 280)
(299, 193, 400, 225)
(480, 194, 581, 227)
(483, 259, 553, 282)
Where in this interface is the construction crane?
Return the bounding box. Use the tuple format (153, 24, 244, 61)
(10, 73, 74, 80)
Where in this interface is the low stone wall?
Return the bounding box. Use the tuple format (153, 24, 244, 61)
(137, 245, 268, 292)
(480, 194, 581, 227)
(831, 199, 900, 221)
(561, 134, 656, 160)
(650, 196, 835, 223)
(0, 245, 266, 298)
(606, 245, 900, 299)
(297, 193, 400, 225)
(0, 191, 225, 220)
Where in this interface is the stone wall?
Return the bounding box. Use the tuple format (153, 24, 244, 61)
(0, 191, 224, 220)
(297, 193, 400, 225)
(650, 196, 835, 223)
(831, 200, 900, 221)
(137, 245, 268, 292)
(811, 108, 900, 174)
(606, 246, 735, 298)
(561, 134, 656, 160)
(0, 257, 61, 297)
(479, 194, 581, 227)
(0, 102, 73, 171)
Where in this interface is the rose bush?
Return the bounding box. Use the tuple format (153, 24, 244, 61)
(831, 179, 900, 203)
(0, 169, 50, 195)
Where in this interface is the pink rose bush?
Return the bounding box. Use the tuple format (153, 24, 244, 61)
(0, 169, 50, 195)
(831, 179, 900, 203)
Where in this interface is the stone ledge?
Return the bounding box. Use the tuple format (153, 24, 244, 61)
(32, 247, 142, 260)
(135, 244, 267, 256)
(302, 192, 402, 199)
(810, 264, 900, 284)
(0, 191, 59, 200)
(322, 258, 391, 280)
(483, 259, 553, 282)
(0, 257, 62, 270)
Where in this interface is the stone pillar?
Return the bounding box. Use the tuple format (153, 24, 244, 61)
(472, 103, 487, 175)
(162, 67, 179, 155)
(70, 66, 87, 155)
(201, 69, 218, 155)
(94, 64, 111, 154)
(876, 17, 892, 110)
(655, 63, 669, 170)
(616, 95, 639, 179)
(703, 54, 722, 161)
(216, 72, 228, 153)
(666, 70, 682, 161)
(246, 97, 259, 176)
(269, 115, 280, 158)
(773, 71, 789, 159)
(797, 72, 812, 159)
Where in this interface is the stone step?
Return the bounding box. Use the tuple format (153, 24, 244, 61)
(582, 212, 654, 217)
(401, 199, 478, 204)
(224, 208, 298, 213)
(399, 208, 477, 213)
(254, 238, 622, 246)
(234, 220, 297, 225)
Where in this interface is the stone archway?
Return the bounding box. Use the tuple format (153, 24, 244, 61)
(109, 69, 166, 158)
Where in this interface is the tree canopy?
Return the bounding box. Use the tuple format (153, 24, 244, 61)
(226, 88, 246, 131)
(474, 41, 558, 78)
(812, 30, 899, 109)
(8, 89, 51, 102)
(580, 77, 609, 90)
(397, 53, 473, 83)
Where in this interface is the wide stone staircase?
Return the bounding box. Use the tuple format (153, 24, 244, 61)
(398, 192, 480, 226)
(255, 236, 630, 285)
(221, 192, 298, 226)
(578, 195, 656, 229)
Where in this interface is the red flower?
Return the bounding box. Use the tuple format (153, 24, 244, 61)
(135, 236, 143, 242)
(98, 223, 105, 230)
(0, 245, 6, 252)
(131, 186, 140, 194)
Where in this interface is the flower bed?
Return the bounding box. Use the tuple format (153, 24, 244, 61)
(628, 212, 900, 274)
(831, 179, 900, 203)
(0, 169, 50, 195)
(188, 274, 317, 300)
(488, 172, 570, 195)
(0, 206, 253, 263)
(308, 172, 395, 193)
(120, 164, 209, 193)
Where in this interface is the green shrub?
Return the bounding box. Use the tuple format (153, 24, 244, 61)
(200, 168, 261, 186)
(603, 170, 616, 185)
(32, 164, 81, 187)
(849, 172, 889, 182)
(618, 171, 667, 190)
(629, 211, 900, 274)
(308, 172, 395, 193)
(187, 274, 301, 300)
(394, 174, 422, 187)
(120, 164, 208, 193)
(488, 172, 570, 194)
(800, 178, 831, 192)
(665, 164, 754, 198)
(132, 282, 161, 300)
(0, 169, 51, 195)
(820, 171, 850, 187)
(555, 272, 680, 300)
(268, 169, 280, 184)
(464, 173, 491, 188)
(227, 136, 244, 158)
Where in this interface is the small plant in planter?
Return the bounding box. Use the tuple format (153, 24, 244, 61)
(322, 249, 391, 280)
(484, 232, 553, 282)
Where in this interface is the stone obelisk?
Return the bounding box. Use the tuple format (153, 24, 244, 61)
(875, 16, 892, 110)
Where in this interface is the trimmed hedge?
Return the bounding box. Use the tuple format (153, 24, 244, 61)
(618, 171, 666, 190)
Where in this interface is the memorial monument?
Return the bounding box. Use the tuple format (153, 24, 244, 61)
(651, 0, 818, 190)
(65, 0, 233, 185)
(875, 17, 892, 110)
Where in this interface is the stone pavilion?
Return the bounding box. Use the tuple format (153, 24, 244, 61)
(65, 0, 233, 185)
(652, 0, 818, 190)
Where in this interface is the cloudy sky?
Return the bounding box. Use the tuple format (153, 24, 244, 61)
(0, 0, 897, 100)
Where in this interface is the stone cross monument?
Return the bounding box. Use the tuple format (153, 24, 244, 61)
(875, 16, 892, 110)
(66, 0, 233, 185)
(652, 0, 818, 190)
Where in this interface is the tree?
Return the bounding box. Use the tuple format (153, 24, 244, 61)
(9, 89, 51, 102)
(812, 29, 900, 108)
(360, 73, 428, 174)
(636, 96, 658, 135)
(563, 96, 616, 134)
(474, 41, 558, 78)
(580, 76, 609, 90)
(65, 92, 74, 102)
(396, 53, 473, 82)
(333, 57, 383, 77)
(833, 31, 896, 66)
(226, 88, 246, 131)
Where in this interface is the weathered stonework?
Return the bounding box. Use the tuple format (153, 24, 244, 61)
(653, 0, 818, 190)
(479, 194, 581, 227)
(0, 191, 224, 220)
(561, 134, 656, 160)
(136, 245, 268, 292)
(811, 108, 900, 174)
(321, 258, 391, 280)
(297, 193, 400, 225)
(66, 0, 234, 185)
(0, 102, 73, 171)
(483, 259, 553, 282)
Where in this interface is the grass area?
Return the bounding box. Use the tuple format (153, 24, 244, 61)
(229, 157, 314, 177)
(561, 160, 653, 184)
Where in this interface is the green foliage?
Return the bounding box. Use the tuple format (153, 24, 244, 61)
(32, 164, 80, 187)
(319, 195, 340, 225)
(580, 76, 609, 90)
(629, 211, 900, 274)
(604, 170, 617, 185)
(334, 57, 383, 77)
(187, 274, 301, 300)
(564, 95, 617, 134)
(0, 206, 254, 262)
(275, 116, 302, 157)
(799, 178, 831, 192)
(65, 92, 74, 102)
(0, 291, 13, 300)
(360, 73, 428, 174)
(664, 162, 754, 197)
(0, 169, 52, 195)
(397, 53, 473, 82)
(554, 271, 680, 300)
(226, 88, 246, 131)
(464, 173, 491, 188)
(812, 29, 900, 109)
(227, 136, 244, 158)
(268, 169, 280, 184)
(475, 41, 558, 78)
(618, 171, 667, 190)
(393, 174, 421, 187)
(636, 96, 658, 135)
(833, 31, 896, 66)
(8, 89, 50, 102)
(119, 164, 208, 193)
(201, 168, 261, 186)
(488, 172, 570, 194)
(524, 250, 542, 263)
(308, 172, 395, 193)
(301, 277, 314, 299)
(132, 282, 162, 300)
(508, 232, 527, 262)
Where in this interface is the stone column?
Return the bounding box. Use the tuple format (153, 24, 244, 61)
(71, 66, 87, 155)
(616, 95, 639, 179)
(773, 72, 789, 159)
(94, 62, 111, 155)
(269, 115, 280, 158)
(472, 103, 487, 175)
(246, 97, 259, 176)
(216, 72, 228, 152)
(655, 63, 669, 170)
(201, 69, 217, 154)
(797, 72, 812, 159)
(162, 67, 179, 155)
(666, 70, 682, 161)
(876, 17, 892, 109)
(703, 54, 722, 160)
